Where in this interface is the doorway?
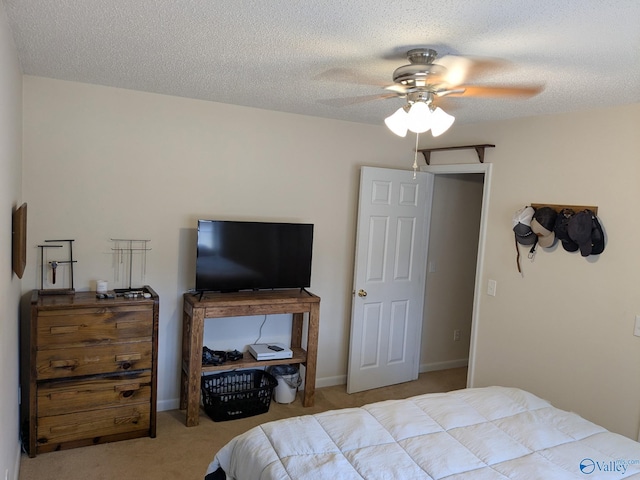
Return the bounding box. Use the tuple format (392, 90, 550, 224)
(421, 162, 492, 387)
(420, 173, 484, 386)
(346, 164, 491, 393)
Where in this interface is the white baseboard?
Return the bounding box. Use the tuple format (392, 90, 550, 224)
(158, 398, 181, 412)
(157, 374, 348, 412)
(315, 374, 346, 389)
(13, 441, 21, 480)
(156, 365, 467, 413)
(314, 363, 467, 391)
(420, 358, 468, 373)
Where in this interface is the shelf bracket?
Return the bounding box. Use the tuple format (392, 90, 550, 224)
(418, 144, 495, 165)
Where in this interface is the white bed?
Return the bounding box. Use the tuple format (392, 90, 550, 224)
(205, 386, 640, 479)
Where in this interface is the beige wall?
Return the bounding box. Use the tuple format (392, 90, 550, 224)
(0, 2, 23, 478)
(19, 74, 640, 440)
(426, 104, 640, 439)
(21, 76, 418, 407)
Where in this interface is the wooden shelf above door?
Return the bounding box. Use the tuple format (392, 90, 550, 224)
(418, 144, 495, 165)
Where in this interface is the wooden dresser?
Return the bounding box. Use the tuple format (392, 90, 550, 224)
(20, 286, 159, 456)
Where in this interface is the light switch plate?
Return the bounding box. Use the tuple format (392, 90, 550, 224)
(634, 315, 640, 337)
(487, 279, 497, 297)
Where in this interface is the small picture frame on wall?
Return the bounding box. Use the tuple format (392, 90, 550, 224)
(12, 202, 27, 278)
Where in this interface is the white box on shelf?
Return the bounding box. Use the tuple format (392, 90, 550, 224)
(248, 343, 293, 361)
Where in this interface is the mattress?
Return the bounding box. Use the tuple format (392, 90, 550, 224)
(205, 386, 640, 479)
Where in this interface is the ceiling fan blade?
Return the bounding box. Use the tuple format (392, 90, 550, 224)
(431, 96, 459, 111)
(384, 84, 409, 94)
(444, 84, 544, 98)
(319, 92, 399, 107)
(314, 67, 388, 87)
(436, 55, 508, 86)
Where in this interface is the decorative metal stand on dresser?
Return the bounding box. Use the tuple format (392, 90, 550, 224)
(180, 289, 320, 426)
(20, 286, 159, 457)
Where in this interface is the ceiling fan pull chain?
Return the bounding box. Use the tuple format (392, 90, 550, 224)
(413, 132, 420, 179)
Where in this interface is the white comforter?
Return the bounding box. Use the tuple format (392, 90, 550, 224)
(206, 386, 640, 479)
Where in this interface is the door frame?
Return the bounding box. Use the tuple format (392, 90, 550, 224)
(420, 162, 492, 388)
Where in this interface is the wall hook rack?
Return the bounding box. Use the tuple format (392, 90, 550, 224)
(531, 203, 598, 215)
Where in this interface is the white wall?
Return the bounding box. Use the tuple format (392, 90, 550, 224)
(21, 76, 417, 407)
(422, 103, 640, 439)
(0, 2, 23, 478)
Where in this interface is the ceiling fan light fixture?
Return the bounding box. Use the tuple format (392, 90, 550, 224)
(384, 106, 409, 137)
(407, 101, 432, 133)
(429, 106, 455, 137)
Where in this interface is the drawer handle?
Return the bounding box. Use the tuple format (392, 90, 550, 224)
(50, 423, 79, 434)
(50, 359, 78, 369)
(116, 353, 141, 371)
(115, 383, 140, 393)
(114, 414, 141, 425)
(115, 353, 142, 362)
(50, 325, 80, 334)
(116, 321, 139, 329)
(49, 391, 78, 401)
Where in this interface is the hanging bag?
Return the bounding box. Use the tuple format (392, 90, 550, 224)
(512, 206, 537, 273)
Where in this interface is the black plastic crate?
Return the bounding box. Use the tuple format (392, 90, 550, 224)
(201, 369, 277, 422)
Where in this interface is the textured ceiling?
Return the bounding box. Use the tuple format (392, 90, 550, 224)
(3, 0, 640, 128)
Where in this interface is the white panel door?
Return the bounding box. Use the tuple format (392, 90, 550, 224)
(347, 166, 433, 393)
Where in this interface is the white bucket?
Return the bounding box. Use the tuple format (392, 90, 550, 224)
(274, 373, 300, 404)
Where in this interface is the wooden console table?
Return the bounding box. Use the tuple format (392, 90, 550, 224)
(180, 289, 320, 426)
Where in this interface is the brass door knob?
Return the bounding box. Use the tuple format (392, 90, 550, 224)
(357, 289, 367, 297)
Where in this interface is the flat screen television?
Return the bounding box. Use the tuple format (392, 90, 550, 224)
(195, 220, 314, 292)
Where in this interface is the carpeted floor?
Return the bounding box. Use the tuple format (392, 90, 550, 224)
(19, 367, 467, 480)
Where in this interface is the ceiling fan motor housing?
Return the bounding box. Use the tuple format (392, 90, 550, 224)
(407, 48, 438, 64)
(406, 91, 433, 105)
(392, 48, 446, 87)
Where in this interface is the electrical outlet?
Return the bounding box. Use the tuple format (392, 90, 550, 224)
(453, 329, 461, 341)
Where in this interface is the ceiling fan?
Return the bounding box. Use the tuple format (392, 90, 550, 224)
(385, 48, 542, 98)
(322, 47, 544, 137)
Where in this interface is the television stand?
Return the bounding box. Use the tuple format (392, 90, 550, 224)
(179, 289, 320, 427)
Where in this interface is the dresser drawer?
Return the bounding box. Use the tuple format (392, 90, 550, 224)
(36, 342, 152, 379)
(37, 403, 151, 447)
(38, 372, 152, 417)
(36, 306, 153, 348)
